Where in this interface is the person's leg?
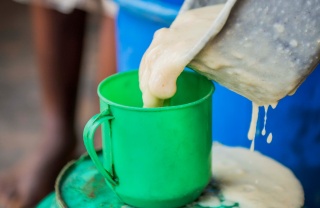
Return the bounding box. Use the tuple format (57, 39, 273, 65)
(0, 5, 86, 208)
(92, 15, 117, 148)
(97, 15, 117, 82)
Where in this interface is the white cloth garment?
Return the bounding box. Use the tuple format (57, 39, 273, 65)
(14, 0, 118, 17)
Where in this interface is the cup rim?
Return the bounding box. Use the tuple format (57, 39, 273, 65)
(97, 70, 214, 112)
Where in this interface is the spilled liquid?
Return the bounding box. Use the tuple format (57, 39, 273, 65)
(206, 144, 304, 208)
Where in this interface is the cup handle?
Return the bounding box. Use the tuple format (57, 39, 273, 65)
(83, 109, 118, 188)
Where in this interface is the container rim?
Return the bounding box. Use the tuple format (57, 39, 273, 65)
(97, 70, 214, 112)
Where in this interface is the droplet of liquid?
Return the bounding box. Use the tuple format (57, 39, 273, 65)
(271, 102, 278, 109)
(267, 133, 273, 144)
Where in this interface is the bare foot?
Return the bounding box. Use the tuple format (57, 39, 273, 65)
(0, 128, 78, 208)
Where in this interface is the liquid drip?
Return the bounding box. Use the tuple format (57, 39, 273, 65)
(248, 102, 259, 151)
(267, 133, 273, 144)
(250, 138, 255, 152)
(261, 105, 269, 136)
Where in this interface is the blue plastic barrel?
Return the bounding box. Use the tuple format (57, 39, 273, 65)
(115, 0, 183, 72)
(114, 1, 320, 207)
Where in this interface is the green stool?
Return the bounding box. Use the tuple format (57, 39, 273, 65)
(37, 151, 238, 208)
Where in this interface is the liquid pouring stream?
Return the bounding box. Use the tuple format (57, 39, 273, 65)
(139, 0, 320, 150)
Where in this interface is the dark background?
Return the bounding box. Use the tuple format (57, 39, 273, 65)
(0, 0, 100, 170)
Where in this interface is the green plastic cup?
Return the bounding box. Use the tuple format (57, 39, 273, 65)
(83, 70, 214, 208)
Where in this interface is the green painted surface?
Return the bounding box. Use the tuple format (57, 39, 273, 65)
(37, 152, 239, 208)
(36, 192, 57, 208)
(57, 153, 123, 207)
